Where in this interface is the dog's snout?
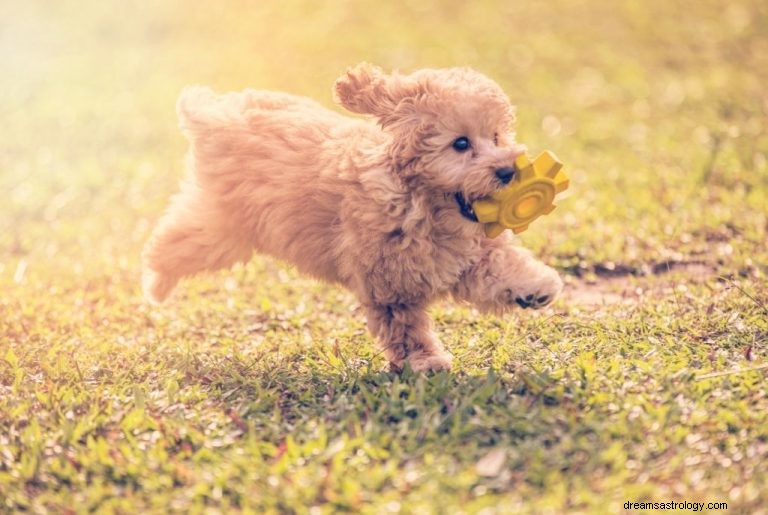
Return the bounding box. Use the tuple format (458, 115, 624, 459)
(495, 167, 515, 184)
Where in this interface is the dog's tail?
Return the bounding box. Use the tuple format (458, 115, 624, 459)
(176, 86, 261, 137)
(176, 85, 223, 137)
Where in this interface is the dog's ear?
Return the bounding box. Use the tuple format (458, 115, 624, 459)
(334, 63, 420, 125)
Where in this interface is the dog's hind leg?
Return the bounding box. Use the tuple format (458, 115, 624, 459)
(141, 185, 252, 303)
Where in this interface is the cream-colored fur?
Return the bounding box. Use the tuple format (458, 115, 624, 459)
(142, 63, 563, 372)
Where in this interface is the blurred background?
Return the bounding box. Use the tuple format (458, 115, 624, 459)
(2, 0, 766, 288)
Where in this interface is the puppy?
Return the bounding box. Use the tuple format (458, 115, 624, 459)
(142, 63, 563, 372)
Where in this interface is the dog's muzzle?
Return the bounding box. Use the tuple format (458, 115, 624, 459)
(454, 192, 478, 222)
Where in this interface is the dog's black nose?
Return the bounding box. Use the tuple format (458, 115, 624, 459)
(495, 167, 515, 184)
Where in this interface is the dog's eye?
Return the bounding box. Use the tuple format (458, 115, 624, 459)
(452, 137, 471, 152)
(493, 133, 499, 146)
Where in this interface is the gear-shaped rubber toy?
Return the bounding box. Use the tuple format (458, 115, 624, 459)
(473, 151, 569, 238)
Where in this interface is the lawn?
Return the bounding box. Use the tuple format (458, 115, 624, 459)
(1, 0, 767, 512)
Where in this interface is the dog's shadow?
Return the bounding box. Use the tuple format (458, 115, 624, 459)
(182, 348, 571, 451)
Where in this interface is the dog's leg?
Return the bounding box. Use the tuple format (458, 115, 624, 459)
(364, 303, 453, 373)
(452, 238, 563, 313)
(141, 186, 252, 303)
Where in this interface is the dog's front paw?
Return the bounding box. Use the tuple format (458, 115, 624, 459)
(511, 292, 554, 309)
(404, 351, 453, 373)
(502, 267, 563, 309)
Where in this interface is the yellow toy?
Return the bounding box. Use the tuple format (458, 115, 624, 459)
(472, 151, 569, 238)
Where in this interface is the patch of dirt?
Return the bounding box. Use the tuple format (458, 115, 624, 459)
(564, 261, 718, 307)
(566, 259, 714, 279)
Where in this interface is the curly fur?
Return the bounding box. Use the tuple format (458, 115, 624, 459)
(142, 63, 563, 372)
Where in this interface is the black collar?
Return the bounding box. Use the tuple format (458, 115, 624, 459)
(454, 192, 479, 222)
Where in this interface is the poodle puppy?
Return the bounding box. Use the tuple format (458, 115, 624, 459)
(142, 63, 564, 372)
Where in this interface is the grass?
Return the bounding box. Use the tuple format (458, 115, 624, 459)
(1, 0, 767, 512)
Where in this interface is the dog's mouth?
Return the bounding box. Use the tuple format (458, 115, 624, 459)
(454, 192, 479, 222)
